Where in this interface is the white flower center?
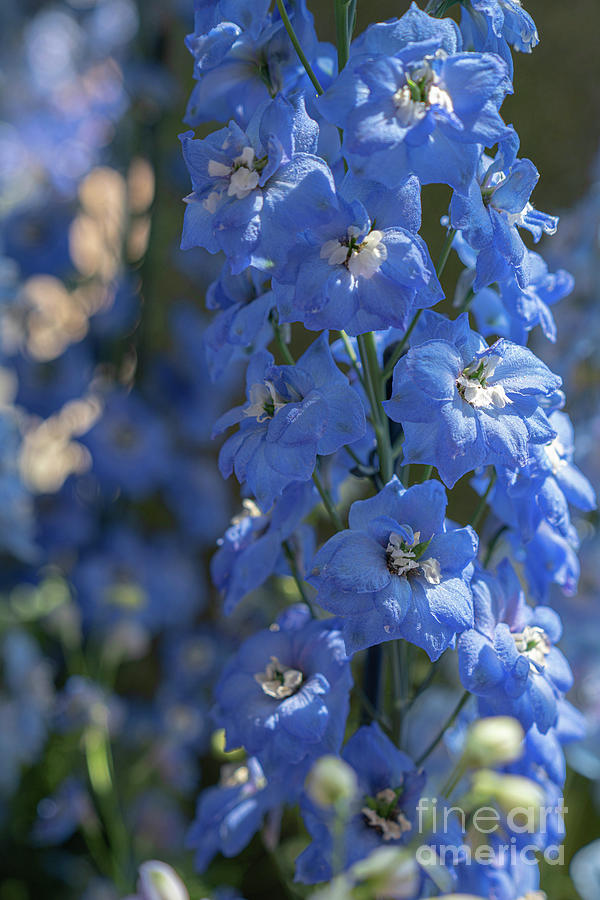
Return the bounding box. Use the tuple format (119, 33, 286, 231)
(544, 436, 567, 475)
(457, 354, 511, 410)
(244, 380, 287, 423)
(513, 625, 551, 669)
(386, 531, 441, 584)
(231, 498, 263, 525)
(254, 656, 303, 699)
(362, 787, 412, 841)
(320, 227, 387, 280)
(393, 58, 453, 127)
(206, 146, 261, 203)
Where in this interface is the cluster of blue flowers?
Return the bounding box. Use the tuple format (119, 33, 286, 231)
(181, 1, 596, 898)
(1, 1, 599, 899)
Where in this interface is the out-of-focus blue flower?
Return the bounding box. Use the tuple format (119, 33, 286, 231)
(180, 95, 335, 273)
(214, 334, 365, 510)
(296, 723, 453, 890)
(310, 477, 476, 658)
(0, 629, 54, 806)
(212, 481, 317, 615)
(458, 562, 573, 733)
(214, 604, 352, 770)
(163, 455, 231, 546)
(31, 777, 95, 846)
(0, 412, 37, 561)
(72, 527, 204, 637)
(450, 134, 558, 290)
(273, 178, 442, 336)
(318, 3, 511, 193)
(82, 389, 172, 499)
(384, 311, 562, 488)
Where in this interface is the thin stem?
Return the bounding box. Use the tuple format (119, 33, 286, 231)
(389, 640, 407, 745)
(335, 0, 350, 70)
(282, 539, 317, 616)
(457, 285, 475, 315)
(483, 523, 508, 568)
(273, 318, 295, 365)
(313, 467, 344, 531)
(348, 0, 358, 39)
(471, 468, 497, 532)
(339, 329, 366, 389)
(362, 644, 383, 725)
(419, 465, 434, 483)
(435, 226, 457, 280)
(416, 690, 470, 766)
(382, 227, 456, 383)
(357, 333, 393, 483)
(355, 682, 393, 738)
(441, 759, 468, 799)
(275, 0, 324, 95)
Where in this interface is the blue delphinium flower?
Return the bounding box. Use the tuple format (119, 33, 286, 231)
(186, 756, 286, 873)
(204, 264, 275, 381)
(478, 410, 596, 542)
(383, 311, 562, 488)
(458, 561, 573, 733)
(273, 176, 443, 336)
(214, 334, 365, 510)
(309, 477, 477, 658)
(510, 518, 580, 603)
(469, 250, 574, 345)
(180, 94, 335, 272)
(296, 724, 425, 883)
(318, 3, 512, 193)
(211, 481, 317, 615)
(185, 0, 330, 127)
(459, 0, 539, 75)
(214, 604, 352, 770)
(450, 134, 558, 290)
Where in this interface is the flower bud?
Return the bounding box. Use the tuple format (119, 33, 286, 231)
(351, 847, 420, 899)
(136, 861, 189, 900)
(305, 755, 358, 809)
(469, 770, 544, 830)
(463, 716, 524, 768)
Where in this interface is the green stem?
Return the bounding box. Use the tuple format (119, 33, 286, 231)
(382, 227, 456, 383)
(313, 467, 344, 531)
(483, 523, 508, 568)
(339, 329, 366, 389)
(276, 0, 324, 95)
(420, 465, 434, 483)
(357, 333, 393, 484)
(389, 640, 407, 745)
(416, 690, 470, 766)
(457, 285, 476, 314)
(471, 468, 497, 531)
(84, 725, 131, 892)
(273, 318, 295, 365)
(441, 758, 468, 799)
(335, 0, 350, 70)
(282, 539, 317, 616)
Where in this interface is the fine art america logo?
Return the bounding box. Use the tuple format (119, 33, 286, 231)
(414, 796, 566, 868)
